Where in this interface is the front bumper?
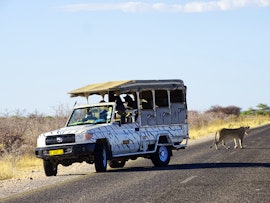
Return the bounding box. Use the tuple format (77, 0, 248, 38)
(35, 143, 95, 160)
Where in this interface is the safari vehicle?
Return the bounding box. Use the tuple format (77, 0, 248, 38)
(35, 80, 189, 176)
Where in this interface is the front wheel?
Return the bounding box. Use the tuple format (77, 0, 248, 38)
(94, 143, 107, 172)
(43, 160, 57, 176)
(151, 146, 171, 167)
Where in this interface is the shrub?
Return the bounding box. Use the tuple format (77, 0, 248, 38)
(206, 105, 241, 116)
(0, 111, 68, 157)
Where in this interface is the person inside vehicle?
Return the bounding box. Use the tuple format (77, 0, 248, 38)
(82, 111, 96, 122)
(115, 96, 126, 123)
(124, 94, 135, 109)
(99, 107, 108, 121)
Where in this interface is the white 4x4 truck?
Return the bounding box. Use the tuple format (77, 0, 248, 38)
(35, 80, 189, 176)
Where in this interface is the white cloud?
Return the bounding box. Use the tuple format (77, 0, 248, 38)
(58, 0, 270, 13)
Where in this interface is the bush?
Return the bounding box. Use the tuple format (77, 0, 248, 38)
(0, 112, 68, 157)
(188, 110, 233, 129)
(205, 105, 241, 116)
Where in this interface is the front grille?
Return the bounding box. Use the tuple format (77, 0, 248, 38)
(46, 134, 75, 145)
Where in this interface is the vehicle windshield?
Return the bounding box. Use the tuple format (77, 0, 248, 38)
(67, 105, 113, 126)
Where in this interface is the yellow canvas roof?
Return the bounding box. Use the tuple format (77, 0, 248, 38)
(68, 80, 133, 98)
(68, 79, 185, 98)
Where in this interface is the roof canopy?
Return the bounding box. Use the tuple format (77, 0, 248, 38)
(68, 79, 185, 98)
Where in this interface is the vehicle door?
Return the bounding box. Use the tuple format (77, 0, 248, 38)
(110, 106, 140, 155)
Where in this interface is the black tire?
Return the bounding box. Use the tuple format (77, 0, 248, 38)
(108, 159, 126, 168)
(151, 146, 171, 167)
(94, 143, 107, 172)
(43, 160, 57, 176)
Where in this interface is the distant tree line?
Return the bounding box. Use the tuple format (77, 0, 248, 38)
(205, 103, 270, 116)
(241, 103, 270, 115)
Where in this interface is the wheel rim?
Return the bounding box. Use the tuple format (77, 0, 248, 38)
(159, 146, 168, 162)
(102, 147, 107, 167)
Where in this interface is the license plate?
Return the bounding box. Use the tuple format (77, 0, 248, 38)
(49, 149, 64, 156)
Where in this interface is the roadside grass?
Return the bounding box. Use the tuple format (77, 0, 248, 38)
(0, 155, 42, 180)
(0, 115, 269, 181)
(0, 159, 13, 180)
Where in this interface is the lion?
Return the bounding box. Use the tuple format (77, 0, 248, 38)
(211, 126, 250, 150)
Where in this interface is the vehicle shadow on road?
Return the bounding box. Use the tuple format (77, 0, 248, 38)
(57, 173, 88, 176)
(108, 162, 270, 173)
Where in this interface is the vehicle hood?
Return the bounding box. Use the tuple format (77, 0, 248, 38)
(41, 124, 103, 137)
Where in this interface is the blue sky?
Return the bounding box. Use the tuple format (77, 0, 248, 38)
(1, 0, 270, 115)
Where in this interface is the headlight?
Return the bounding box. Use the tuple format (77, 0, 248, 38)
(37, 135, 46, 147)
(75, 132, 93, 142)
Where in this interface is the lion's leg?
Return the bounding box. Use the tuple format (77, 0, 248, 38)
(215, 142, 219, 150)
(239, 138, 243, 149)
(215, 139, 219, 150)
(222, 140, 230, 149)
(214, 132, 219, 150)
(234, 138, 238, 149)
(214, 132, 221, 150)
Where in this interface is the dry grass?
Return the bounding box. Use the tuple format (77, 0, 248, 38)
(16, 155, 43, 169)
(0, 159, 13, 180)
(0, 155, 42, 180)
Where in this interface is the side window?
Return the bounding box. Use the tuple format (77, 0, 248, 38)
(140, 90, 153, 109)
(170, 90, 184, 103)
(155, 90, 168, 107)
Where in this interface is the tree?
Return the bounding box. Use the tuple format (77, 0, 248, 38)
(256, 103, 270, 115)
(257, 103, 268, 111)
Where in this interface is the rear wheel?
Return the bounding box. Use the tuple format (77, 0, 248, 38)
(94, 143, 107, 172)
(43, 160, 57, 176)
(151, 146, 171, 167)
(108, 159, 126, 168)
